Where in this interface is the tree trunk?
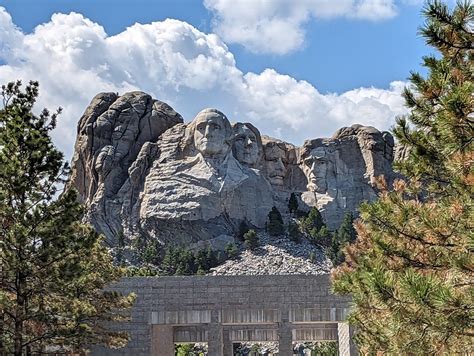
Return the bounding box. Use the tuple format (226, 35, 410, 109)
(14, 272, 25, 356)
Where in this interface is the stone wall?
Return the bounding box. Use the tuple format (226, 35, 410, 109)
(91, 274, 355, 356)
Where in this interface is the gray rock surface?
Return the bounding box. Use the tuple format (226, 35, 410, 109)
(70, 92, 395, 248)
(208, 232, 330, 276)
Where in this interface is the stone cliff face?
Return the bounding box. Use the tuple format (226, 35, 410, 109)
(70, 91, 395, 249)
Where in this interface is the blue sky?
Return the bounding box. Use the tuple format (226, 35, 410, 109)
(0, 0, 438, 158)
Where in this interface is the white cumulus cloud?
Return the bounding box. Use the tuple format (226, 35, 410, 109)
(0, 7, 408, 160)
(204, 0, 398, 54)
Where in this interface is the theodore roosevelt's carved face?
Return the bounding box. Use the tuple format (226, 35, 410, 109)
(192, 109, 230, 157)
(303, 147, 329, 193)
(263, 142, 287, 186)
(233, 124, 260, 166)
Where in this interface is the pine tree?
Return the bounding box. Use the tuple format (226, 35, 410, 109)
(244, 229, 258, 250)
(267, 206, 284, 236)
(332, 2, 473, 353)
(225, 242, 239, 259)
(288, 192, 299, 215)
(328, 213, 357, 266)
(301, 207, 324, 234)
(287, 220, 300, 242)
(312, 225, 331, 247)
(0, 81, 135, 354)
(237, 220, 250, 241)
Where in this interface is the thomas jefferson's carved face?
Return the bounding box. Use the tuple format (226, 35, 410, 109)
(303, 147, 329, 193)
(233, 125, 259, 166)
(193, 111, 228, 157)
(264, 143, 287, 186)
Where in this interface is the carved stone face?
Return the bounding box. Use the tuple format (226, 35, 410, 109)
(193, 110, 229, 157)
(263, 143, 287, 186)
(303, 147, 329, 193)
(233, 125, 260, 166)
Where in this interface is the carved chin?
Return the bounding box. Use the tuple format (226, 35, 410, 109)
(269, 176, 285, 186)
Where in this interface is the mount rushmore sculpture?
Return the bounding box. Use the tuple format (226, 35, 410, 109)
(70, 91, 395, 249)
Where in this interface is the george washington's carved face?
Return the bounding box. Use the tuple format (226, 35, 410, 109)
(233, 125, 260, 166)
(303, 147, 329, 193)
(193, 109, 229, 157)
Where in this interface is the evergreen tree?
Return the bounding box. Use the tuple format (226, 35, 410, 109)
(267, 206, 284, 236)
(332, 2, 473, 353)
(312, 225, 331, 247)
(206, 245, 218, 268)
(225, 242, 239, 259)
(288, 192, 299, 215)
(244, 229, 258, 250)
(0, 81, 135, 354)
(287, 220, 300, 242)
(328, 213, 357, 266)
(194, 248, 209, 271)
(237, 220, 249, 241)
(301, 207, 324, 234)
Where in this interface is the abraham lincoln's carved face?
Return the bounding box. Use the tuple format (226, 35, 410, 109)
(303, 147, 329, 193)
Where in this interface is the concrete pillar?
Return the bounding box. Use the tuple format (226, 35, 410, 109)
(208, 310, 223, 355)
(338, 323, 357, 356)
(151, 325, 174, 356)
(278, 309, 293, 356)
(223, 328, 234, 356)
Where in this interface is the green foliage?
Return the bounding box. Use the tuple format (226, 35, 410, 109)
(0, 81, 135, 354)
(301, 207, 330, 246)
(295, 341, 338, 356)
(225, 242, 239, 259)
(175, 343, 206, 356)
(309, 251, 316, 263)
(267, 206, 284, 236)
(332, 2, 474, 353)
(160, 246, 221, 276)
(310, 225, 331, 247)
(287, 220, 301, 242)
(288, 192, 299, 215)
(301, 207, 324, 233)
(237, 219, 250, 241)
(244, 229, 258, 250)
(328, 212, 357, 266)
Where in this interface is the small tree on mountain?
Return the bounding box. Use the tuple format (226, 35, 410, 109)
(0, 81, 134, 355)
(244, 229, 258, 250)
(301, 207, 326, 245)
(267, 206, 285, 236)
(328, 212, 357, 266)
(225, 242, 239, 259)
(288, 192, 299, 215)
(287, 220, 300, 242)
(237, 220, 250, 241)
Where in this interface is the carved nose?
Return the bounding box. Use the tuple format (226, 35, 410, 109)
(245, 138, 252, 147)
(276, 159, 285, 171)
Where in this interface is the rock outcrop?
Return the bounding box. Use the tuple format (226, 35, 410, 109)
(208, 233, 330, 276)
(70, 91, 395, 250)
